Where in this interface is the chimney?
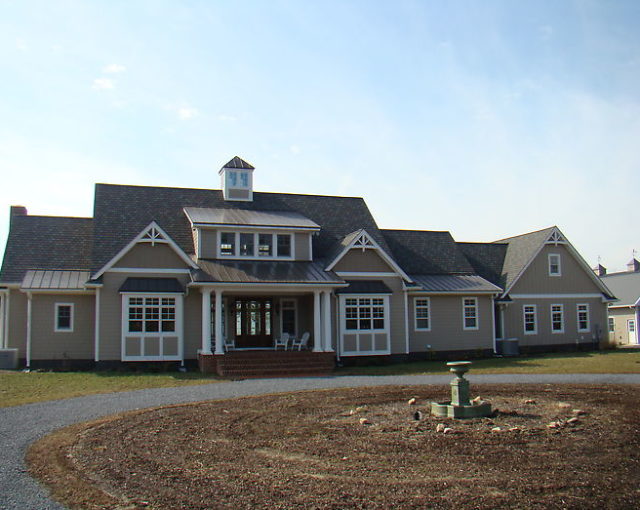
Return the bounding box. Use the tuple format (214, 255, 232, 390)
(627, 258, 640, 272)
(10, 205, 27, 223)
(592, 264, 607, 277)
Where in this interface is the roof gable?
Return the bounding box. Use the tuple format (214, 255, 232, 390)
(600, 270, 640, 306)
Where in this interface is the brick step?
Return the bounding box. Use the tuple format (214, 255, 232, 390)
(223, 351, 334, 360)
(219, 367, 334, 379)
(219, 359, 334, 368)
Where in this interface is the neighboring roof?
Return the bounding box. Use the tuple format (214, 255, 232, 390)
(21, 270, 90, 290)
(0, 216, 93, 283)
(492, 226, 556, 292)
(457, 242, 508, 288)
(600, 270, 640, 307)
(222, 156, 255, 170)
(336, 280, 392, 294)
(119, 277, 185, 293)
(381, 230, 476, 275)
(92, 184, 390, 274)
(410, 274, 502, 293)
(193, 260, 345, 285)
(183, 207, 320, 229)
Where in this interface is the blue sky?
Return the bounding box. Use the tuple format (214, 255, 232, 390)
(1, 0, 639, 271)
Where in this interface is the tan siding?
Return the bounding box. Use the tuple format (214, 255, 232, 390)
(30, 294, 95, 360)
(608, 307, 636, 345)
(6, 289, 27, 358)
(200, 229, 217, 258)
(98, 272, 191, 360)
(113, 243, 190, 269)
(183, 290, 202, 358)
(295, 233, 312, 261)
(408, 295, 494, 353)
(511, 245, 603, 294)
(503, 297, 607, 347)
(333, 249, 394, 273)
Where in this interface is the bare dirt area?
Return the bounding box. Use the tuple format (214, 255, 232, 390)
(28, 384, 640, 510)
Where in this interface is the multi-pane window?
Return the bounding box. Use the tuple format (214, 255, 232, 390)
(548, 254, 561, 276)
(577, 304, 590, 332)
(608, 317, 615, 333)
(219, 232, 292, 258)
(55, 303, 73, 332)
(523, 305, 537, 334)
(128, 297, 176, 333)
(551, 304, 564, 333)
(345, 297, 385, 331)
(414, 298, 430, 330)
(462, 298, 478, 330)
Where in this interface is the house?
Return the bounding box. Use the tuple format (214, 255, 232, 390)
(0, 157, 616, 375)
(597, 259, 640, 345)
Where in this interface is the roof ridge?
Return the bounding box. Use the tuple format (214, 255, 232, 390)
(381, 228, 451, 234)
(494, 225, 556, 243)
(13, 215, 93, 221)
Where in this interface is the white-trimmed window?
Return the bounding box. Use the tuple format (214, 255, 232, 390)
(414, 298, 431, 331)
(462, 297, 478, 330)
(219, 232, 293, 259)
(345, 297, 386, 331)
(127, 297, 176, 333)
(608, 317, 615, 333)
(54, 303, 74, 332)
(551, 304, 564, 333)
(523, 305, 537, 335)
(340, 294, 390, 356)
(577, 303, 590, 333)
(548, 254, 561, 276)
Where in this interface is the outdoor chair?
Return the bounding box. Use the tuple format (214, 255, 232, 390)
(223, 336, 235, 351)
(275, 332, 290, 350)
(291, 331, 310, 351)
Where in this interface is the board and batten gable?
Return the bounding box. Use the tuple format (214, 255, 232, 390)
(114, 243, 190, 269)
(333, 248, 396, 273)
(408, 294, 494, 354)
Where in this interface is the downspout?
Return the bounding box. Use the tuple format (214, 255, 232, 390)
(26, 292, 32, 368)
(403, 286, 410, 354)
(491, 294, 497, 354)
(2, 289, 9, 349)
(94, 287, 101, 363)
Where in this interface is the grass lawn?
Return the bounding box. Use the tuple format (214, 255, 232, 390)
(0, 370, 224, 408)
(337, 349, 640, 376)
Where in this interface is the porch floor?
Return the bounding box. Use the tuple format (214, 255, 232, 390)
(199, 350, 336, 379)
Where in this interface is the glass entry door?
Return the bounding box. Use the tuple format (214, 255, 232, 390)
(234, 298, 273, 348)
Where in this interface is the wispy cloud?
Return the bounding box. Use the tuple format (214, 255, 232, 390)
(103, 64, 126, 74)
(289, 144, 301, 154)
(177, 106, 199, 120)
(92, 78, 115, 90)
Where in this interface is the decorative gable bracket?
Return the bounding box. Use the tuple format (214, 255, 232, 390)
(354, 232, 375, 251)
(141, 226, 168, 246)
(545, 229, 566, 245)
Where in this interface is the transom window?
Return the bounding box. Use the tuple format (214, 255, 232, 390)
(577, 304, 590, 332)
(345, 297, 385, 331)
(551, 304, 564, 333)
(548, 254, 561, 276)
(414, 298, 430, 331)
(219, 232, 293, 259)
(54, 303, 74, 332)
(462, 297, 478, 330)
(523, 305, 537, 334)
(128, 297, 176, 333)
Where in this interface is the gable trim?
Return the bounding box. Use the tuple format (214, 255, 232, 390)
(93, 221, 198, 280)
(325, 229, 412, 282)
(502, 227, 613, 298)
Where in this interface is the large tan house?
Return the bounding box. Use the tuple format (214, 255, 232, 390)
(597, 260, 640, 345)
(0, 158, 616, 375)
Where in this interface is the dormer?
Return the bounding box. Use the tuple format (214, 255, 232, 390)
(219, 156, 255, 201)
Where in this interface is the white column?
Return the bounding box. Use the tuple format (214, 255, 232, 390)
(201, 289, 212, 354)
(26, 292, 32, 368)
(94, 287, 101, 362)
(214, 290, 224, 355)
(322, 291, 333, 352)
(313, 290, 322, 352)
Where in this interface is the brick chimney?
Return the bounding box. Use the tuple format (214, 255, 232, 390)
(592, 264, 607, 277)
(9, 205, 27, 223)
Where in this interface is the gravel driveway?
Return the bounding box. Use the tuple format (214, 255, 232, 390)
(1, 373, 639, 510)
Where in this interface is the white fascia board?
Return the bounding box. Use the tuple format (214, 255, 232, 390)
(502, 229, 553, 296)
(0, 283, 21, 289)
(325, 229, 413, 283)
(192, 222, 319, 232)
(510, 293, 605, 299)
(188, 282, 349, 293)
(21, 289, 95, 295)
(92, 221, 198, 280)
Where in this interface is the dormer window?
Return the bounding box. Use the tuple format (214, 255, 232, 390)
(219, 232, 293, 259)
(277, 234, 291, 257)
(548, 254, 561, 276)
(258, 234, 273, 256)
(219, 157, 255, 201)
(220, 232, 235, 256)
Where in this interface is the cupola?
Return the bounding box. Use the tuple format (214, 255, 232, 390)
(627, 257, 640, 273)
(219, 156, 255, 201)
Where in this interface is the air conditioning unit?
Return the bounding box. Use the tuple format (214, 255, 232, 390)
(0, 349, 18, 369)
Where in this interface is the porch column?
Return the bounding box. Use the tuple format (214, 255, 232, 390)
(313, 290, 322, 352)
(214, 290, 224, 355)
(322, 290, 333, 352)
(201, 288, 212, 354)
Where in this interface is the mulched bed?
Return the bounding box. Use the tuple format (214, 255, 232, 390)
(28, 384, 640, 509)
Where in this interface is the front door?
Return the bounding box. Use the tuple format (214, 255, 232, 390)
(234, 298, 273, 348)
(628, 319, 637, 344)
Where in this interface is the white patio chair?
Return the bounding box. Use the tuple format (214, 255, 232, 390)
(275, 332, 290, 350)
(223, 336, 235, 351)
(291, 331, 310, 351)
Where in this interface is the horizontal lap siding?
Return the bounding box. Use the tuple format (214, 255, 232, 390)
(408, 295, 494, 353)
(333, 249, 394, 273)
(608, 307, 635, 345)
(6, 289, 28, 357)
(114, 243, 190, 269)
(504, 297, 606, 347)
(30, 294, 94, 360)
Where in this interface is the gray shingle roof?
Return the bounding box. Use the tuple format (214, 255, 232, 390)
(493, 227, 556, 292)
(457, 242, 508, 288)
(600, 271, 640, 306)
(0, 216, 93, 283)
(336, 280, 393, 294)
(193, 260, 345, 284)
(119, 277, 184, 293)
(222, 156, 255, 169)
(92, 184, 390, 275)
(381, 230, 475, 275)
